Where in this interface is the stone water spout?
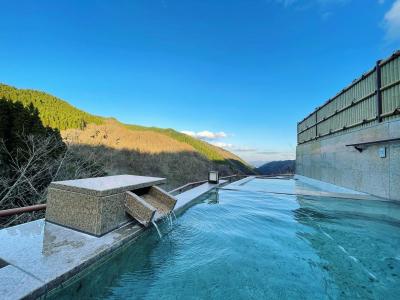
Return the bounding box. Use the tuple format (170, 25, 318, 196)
(124, 185, 177, 227)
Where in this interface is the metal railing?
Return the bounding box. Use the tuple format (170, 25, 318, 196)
(0, 173, 294, 218)
(0, 204, 46, 218)
(168, 174, 245, 195)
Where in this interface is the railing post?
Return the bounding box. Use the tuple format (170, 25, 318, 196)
(376, 60, 382, 122)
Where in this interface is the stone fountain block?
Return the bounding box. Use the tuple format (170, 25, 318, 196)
(45, 175, 165, 236)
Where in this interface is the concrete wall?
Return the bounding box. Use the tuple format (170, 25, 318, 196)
(296, 119, 400, 201)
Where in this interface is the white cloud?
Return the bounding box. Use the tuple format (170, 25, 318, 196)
(181, 130, 295, 165)
(210, 142, 256, 152)
(231, 146, 257, 152)
(211, 142, 233, 148)
(181, 130, 196, 137)
(383, 0, 400, 41)
(181, 130, 227, 140)
(238, 150, 296, 165)
(211, 141, 295, 164)
(271, 0, 350, 19)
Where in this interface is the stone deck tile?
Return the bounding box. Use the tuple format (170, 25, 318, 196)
(0, 265, 44, 300)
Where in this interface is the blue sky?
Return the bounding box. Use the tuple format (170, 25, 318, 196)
(1, 0, 400, 166)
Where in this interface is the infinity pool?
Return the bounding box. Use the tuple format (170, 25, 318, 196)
(50, 178, 400, 299)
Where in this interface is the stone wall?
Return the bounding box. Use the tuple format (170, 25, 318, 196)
(296, 119, 400, 200)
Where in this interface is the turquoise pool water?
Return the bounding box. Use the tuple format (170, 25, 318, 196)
(52, 179, 400, 299)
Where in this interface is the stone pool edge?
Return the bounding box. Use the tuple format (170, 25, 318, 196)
(0, 180, 228, 300)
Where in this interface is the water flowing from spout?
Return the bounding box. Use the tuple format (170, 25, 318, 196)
(172, 211, 177, 221)
(151, 220, 162, 238)
(162, 214, 168, 226)
(162, 217, 169, 225)
(168, 213, 173, 227)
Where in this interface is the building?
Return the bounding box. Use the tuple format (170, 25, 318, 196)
(296, 51, 400, 201)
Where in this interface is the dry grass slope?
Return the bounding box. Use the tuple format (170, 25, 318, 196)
(62, 120, 254, 189)
(63, 120, 194, 153)
(71, 145, 236, 190)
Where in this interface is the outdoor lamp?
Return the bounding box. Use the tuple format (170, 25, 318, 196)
(208, 171, 219, 184)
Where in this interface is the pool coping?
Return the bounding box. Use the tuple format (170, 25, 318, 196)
(224, 176, 386, 202)
(0, 180, 228, 300)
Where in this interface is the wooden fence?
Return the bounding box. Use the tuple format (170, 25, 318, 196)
(298, 51, 400, 144)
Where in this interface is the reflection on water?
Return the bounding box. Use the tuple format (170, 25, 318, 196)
(49, 179, 400, 300)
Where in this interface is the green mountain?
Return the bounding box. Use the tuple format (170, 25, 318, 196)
(0, 83, 254, 177)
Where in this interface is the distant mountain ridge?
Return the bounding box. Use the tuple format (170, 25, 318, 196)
(256, 160, 295, 175)
(0, 83, 254, 183)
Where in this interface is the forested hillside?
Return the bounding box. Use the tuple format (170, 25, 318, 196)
(0, 84, 103, 130)
(0, 83, 252, 175)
